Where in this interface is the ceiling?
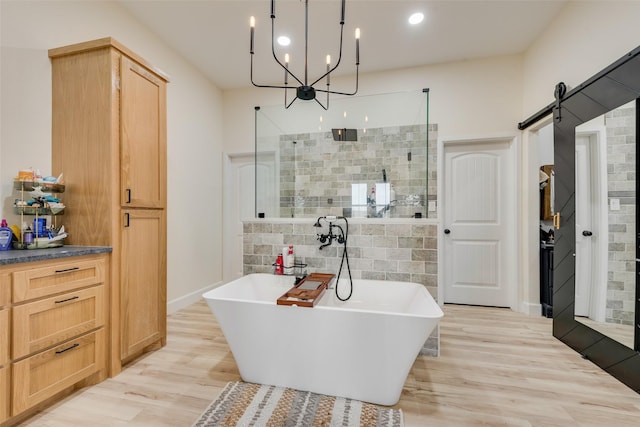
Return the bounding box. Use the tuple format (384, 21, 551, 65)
(117, 0, 567, 90)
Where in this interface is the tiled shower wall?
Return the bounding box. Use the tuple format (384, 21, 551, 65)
(606, 106, 636, 325)
(278, 124, 438, 219)
(243, 220, 439, 355)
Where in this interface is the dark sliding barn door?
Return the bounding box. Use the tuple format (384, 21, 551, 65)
(552, 47, 640, 394)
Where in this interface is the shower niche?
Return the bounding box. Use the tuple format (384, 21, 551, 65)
(254, 90, 436, 219)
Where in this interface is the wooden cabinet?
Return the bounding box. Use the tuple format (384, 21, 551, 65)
(0, 308, 8, 367)
(12, 330, 105, 415)
(0, 252, 109, 423)
(120, 209, 166, 360)
(0, 365, 8, 424)
(49, 38, 168, 374)
(11, 258, 105, 303)
(1, 286, 9, 424)
(12, 285, 105, 359)
(120, 57, 166, 209)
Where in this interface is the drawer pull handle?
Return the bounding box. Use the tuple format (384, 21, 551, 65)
(55, 267, 80, 273)
(55, 296, 79, 304)
(55, 343, 79, 355)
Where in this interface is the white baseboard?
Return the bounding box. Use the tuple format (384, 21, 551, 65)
(167, 281, 223, 314)
(521, 301, 542, 317)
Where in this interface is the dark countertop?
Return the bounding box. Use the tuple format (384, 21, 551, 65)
(0, 246, 112, 265)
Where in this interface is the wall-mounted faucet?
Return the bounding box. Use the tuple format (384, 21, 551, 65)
(315, 216, 345, 250)
(312, 215, 353, 301)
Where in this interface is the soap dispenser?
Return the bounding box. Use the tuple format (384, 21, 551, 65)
(0, 219, 13, 251)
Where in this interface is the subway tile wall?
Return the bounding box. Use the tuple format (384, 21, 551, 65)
(605, 105, 636, 325)
(277, 124, 438, 219)
(243, 220, 439, 356)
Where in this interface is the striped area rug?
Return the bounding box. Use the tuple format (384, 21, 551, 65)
(193, 381, 403, 427)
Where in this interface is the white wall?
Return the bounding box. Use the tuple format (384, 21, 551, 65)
(0, 0, 225, 309)
(522, 1, 640, 116)
(223, 54, 524, 153)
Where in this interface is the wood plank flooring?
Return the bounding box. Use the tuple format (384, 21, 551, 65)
(19, 302, 640, 426)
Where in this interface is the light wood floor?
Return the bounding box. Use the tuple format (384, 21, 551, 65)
(19, 302, 640, 426)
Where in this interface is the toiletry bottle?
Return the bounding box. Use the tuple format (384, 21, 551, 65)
(284, 245, 295, 275)
(0, 219, 14, 251)
(275, 254, 284, 275)
(282, 246, 290, 274)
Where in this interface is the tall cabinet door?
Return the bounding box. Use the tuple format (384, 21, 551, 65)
(120, 57, 167, 209)
(120, 209, 167, 360)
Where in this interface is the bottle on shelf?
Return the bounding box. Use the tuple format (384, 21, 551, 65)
(0, 219, 13, 251)
(368, 186, 376, 206)
(284, 245, 295, 275)
(275, 254, 284, 275)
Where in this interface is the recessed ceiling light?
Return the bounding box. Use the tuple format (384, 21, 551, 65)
(408, 12, 424, 25)
(277, 36, 291, 46)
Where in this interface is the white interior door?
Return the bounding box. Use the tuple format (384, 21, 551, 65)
(442, 138, 516, 307)
(575, 136, 595, 317)
(223, 152, 278, 283)
(223, 153, 256, 283)
(255, 152, 278, 218)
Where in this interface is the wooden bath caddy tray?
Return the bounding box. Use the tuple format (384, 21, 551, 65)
(277, 273, 335, 308)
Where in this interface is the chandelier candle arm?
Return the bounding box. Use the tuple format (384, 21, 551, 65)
(355, 27, 360, 64)
(250, 16, 255, 54)
(326, 54, 331, 109)
(285, 54, 290, 84)
(249, 0, 359, 109)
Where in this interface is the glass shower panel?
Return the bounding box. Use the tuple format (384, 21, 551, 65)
(255, 90, 434, 219)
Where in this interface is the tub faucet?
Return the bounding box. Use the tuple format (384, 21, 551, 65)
(312, 216, 353, 301)
(315, 217, 345, 250)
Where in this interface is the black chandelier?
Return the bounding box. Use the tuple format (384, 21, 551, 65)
(250, 0, 360, 110)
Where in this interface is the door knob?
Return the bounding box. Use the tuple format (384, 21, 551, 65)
(444, 229, 451, 234)
(582, 230, 593, 237)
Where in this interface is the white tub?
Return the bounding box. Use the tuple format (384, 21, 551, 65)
(202, 273, 443, 406)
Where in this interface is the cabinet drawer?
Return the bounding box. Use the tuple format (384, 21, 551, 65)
(12, 329, 105, 416)
(12, 257, 106, 303)
(0, 308, 8, 366)
(12, 285, 105, 360)
(0, 365, 8, 423)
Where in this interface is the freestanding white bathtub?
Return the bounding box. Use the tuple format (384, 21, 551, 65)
(202, 273, 443, 406)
